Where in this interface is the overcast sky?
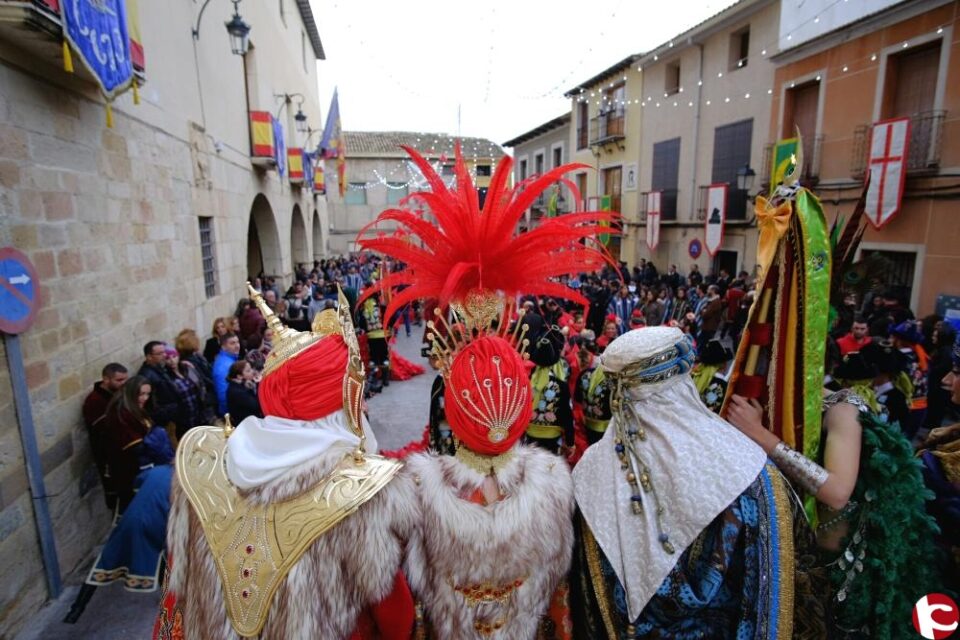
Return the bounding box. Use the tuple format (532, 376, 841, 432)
(310, 0, 734, 146)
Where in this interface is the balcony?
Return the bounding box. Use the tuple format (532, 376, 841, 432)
(576, 125, 588, 150)
(589, 110, 626, 149)
(639, 189, 679, 222)
(697, 184, 750, 222)
(851, 110, 946, 178)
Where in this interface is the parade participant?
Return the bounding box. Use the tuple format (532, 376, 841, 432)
(359, 291, 391, 387)
(425, 349, 455, 456)
(891, 319, 929, 439)
(861, 340, 911, 429)
(571, 327, 795, 638)
(154, 286, 414, 640)
(837, 316, 872, 355)
(691, 338, 734, 413)
(359, 143, 616, 638)
(524, 314, 575, 455)
(723, 162, 939, 638)
(574, 345, 611, 445)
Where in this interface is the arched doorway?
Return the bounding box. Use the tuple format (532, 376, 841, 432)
(291, 204, 309, 274)
(312, 209, 324, 260)
(247, 194, 283, 280)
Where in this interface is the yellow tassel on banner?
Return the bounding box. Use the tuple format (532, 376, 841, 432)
(132, 80, 140, 105)
(105, 103, 114, 128)
(62, 40, 74, 73)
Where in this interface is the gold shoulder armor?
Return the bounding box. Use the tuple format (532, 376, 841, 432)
(175, 426, 402, 637)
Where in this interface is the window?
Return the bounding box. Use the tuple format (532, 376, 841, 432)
(711, 119, 753, 220)
(476, 164, 492, 177)
(730, 27, 750, 70)
(279, 0, 286, 26)
(602, 166, 622, 214)
(652, 138, 681, 220)
(441, 164, 455, 176)
(519, 158, 528, 181)
(344, 183, 367, 205)
(198, 217, 218, 298)
(665, 62, 680, 96)
(552, 146, 562, 169)
(576, 173, 587, 209)
(577, 102, 589, 149)
(302, 31, 308, 72)
(783, 79, 820, 176)
(534, 153, 544, 176)
(882, 39, 943, 170)
(386, 182, 408, 205)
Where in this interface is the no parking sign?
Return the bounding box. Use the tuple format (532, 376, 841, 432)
(0, 247, 40, 335)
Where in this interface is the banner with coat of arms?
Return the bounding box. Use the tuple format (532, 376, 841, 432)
(60, 0, 134, 98)
(704, 184, 727, 257)
(645, 191, 661, 251)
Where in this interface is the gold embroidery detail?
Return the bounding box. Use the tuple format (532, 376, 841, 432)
(768, 464, 796, 640)
(176, 426, 401, 637)
(451, 354, 529, 444)
(581, 518, 619, 639)
(455, 446, 515, 476)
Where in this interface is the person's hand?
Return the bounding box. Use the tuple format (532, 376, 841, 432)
(727, 395, 778, 451)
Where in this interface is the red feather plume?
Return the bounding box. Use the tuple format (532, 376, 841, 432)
(358, 143, 619, 322)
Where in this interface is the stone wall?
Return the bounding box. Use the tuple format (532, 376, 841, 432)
(0, 55, 327, 635)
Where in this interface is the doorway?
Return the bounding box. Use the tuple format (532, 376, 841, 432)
(712, 250, 738, 278)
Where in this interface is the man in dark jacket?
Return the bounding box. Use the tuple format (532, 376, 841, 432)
(137, 340, 181, 428)
(82, 363, 128, 509)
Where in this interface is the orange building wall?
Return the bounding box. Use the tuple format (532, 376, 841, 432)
(770, 2, 960, 315)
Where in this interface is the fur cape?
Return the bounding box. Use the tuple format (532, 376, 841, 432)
(403, 445, 575, 639)
(165, 443, 415, 639)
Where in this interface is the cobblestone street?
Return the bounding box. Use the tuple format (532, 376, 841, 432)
(16, 333, 432, 640)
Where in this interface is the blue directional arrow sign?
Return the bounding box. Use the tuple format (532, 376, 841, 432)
(0, 247, 40, 335)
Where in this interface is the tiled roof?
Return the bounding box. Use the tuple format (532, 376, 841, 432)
(344, 131, 504, 158)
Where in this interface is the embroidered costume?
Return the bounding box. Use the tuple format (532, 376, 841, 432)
(154, 288, 414, 640)
(574, 364, 612, 444)
(571, 327, 796, 638)
(359, 142, 616, 638)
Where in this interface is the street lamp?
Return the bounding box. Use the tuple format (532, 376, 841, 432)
(225, 2, 251, 56)
(294, 106, 308, 134)
(736, 164, 756, 192)
(192, 0, 251, 57)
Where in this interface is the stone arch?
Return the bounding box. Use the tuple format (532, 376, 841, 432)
(247, 193, 283, 280)
(312, 209, 324, 260)
(291, 204, 309, 273)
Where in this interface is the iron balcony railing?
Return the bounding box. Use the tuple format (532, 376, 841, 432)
(639, 189, 679, 221)
(589, 110, 626, 146)
(851, 110, 946, 177)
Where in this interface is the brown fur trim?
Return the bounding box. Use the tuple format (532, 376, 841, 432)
(403, 445, 574, 639)
(167, 448, 415, 639)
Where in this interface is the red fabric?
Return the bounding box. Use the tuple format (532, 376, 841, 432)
(725, 288, 745, 321)
(258, 336, 348, 421)
(837, 333, 872, 356)
(349, 571, 415, 640)
(445, 336, 533, 456)
(390, 351, 425, 380)
(749, 323, 773, 346)
(735, 375, 766, 399)
(380, 426, 431, 459)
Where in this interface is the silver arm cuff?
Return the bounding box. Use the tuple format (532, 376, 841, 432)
(770, 441, 829, 495)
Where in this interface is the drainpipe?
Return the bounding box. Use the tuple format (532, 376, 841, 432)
(689, 42, 704, 223)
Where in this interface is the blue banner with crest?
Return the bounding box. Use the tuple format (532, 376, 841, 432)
(60, 0, 134, 98)
(272, 116, 286, 178)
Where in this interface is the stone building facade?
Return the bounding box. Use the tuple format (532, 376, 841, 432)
(0, 0, 329, 633)
(502, 113, 572, 226)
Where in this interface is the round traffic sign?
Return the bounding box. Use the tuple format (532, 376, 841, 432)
(0, 247, 40, 334)
(689, 238, 703, 260)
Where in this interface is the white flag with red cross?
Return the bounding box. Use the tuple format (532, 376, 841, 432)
(865, 117, 911, 229)
(704, 184, 727, 256)
(646, 191, 661, 251)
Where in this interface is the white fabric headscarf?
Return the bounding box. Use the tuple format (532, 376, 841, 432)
(573, 327, 766, 621)
(225, 410, 379, 490)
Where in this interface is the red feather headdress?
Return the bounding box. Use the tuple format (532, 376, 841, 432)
(358, 143, 619, 324)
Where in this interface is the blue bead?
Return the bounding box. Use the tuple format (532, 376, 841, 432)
(630, 495, 643, 502)
(658, 533, 669, 543)
(615, 444, 625, 453)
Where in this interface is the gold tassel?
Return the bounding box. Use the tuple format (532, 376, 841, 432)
(105, 103, 114, 128)
(132, 80, 140, 105)
(62, 40, 74, 73)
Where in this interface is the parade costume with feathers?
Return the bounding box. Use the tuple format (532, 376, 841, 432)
(154, 290, 414, 640)
(359, 143, 616, 638)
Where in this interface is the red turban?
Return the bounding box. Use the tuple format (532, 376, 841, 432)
(258, 335, 348, 421)
(444, 336, 532, 456)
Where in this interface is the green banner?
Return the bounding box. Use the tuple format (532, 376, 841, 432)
(599, 195, 611, 245)
(771, 138, 798, 189)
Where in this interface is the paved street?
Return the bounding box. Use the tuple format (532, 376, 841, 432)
(16, 332, 433, 640)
